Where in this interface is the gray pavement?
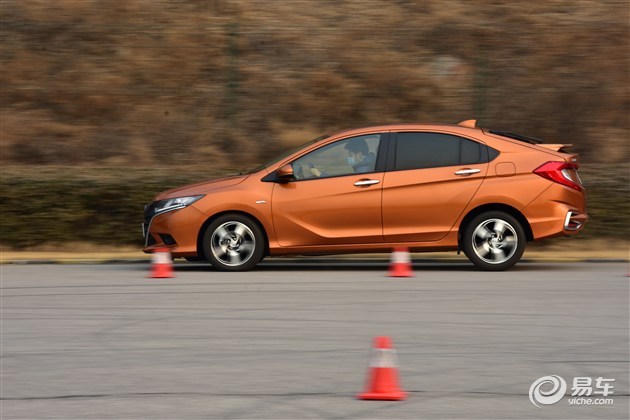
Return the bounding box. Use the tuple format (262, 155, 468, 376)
(1, 261, 629, 419)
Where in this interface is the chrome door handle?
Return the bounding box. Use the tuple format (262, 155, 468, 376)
(454, 168, 481, 176)
(353, 179, 380, 187)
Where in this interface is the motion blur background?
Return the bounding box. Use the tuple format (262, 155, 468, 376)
(1, 0, 628, 250)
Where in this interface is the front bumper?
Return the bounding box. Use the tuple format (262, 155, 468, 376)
(142, 204, 207, 256)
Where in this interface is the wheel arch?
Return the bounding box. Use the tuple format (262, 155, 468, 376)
(458, 204, 534, 245)
(196, 210, 271, 258)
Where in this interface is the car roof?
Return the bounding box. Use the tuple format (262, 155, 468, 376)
(327, 123, 481, 139)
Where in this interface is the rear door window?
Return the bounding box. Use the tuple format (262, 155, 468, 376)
(460, 137, 483, 165)
(393, 132, 497, 171)
(394, 133, 460, 170)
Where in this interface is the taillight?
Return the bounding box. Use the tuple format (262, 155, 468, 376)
(533, 161, 583, 191)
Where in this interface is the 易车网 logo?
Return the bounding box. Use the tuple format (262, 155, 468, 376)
(529, 375, 615, 408)
(529, 375, 567, 408)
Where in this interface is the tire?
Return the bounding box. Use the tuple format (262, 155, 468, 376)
(462, 211, 526, 271)
(202, 214, 265, 271)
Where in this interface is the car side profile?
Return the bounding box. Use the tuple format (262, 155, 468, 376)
(143, 120, 587, 271)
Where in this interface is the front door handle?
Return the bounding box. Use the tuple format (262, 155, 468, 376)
(454, 168, 481, 176)
(354, 179, 380, 187)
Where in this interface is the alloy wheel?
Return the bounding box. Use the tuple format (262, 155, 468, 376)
(210, 221, 256, 267)
(471, 218, 518, 265)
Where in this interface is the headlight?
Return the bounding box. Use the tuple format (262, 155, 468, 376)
(153, 195, 204, 215)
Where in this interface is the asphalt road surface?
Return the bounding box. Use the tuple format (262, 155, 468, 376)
(2, 261, 628, 419)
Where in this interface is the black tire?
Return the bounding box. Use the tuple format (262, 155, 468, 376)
(202, 214, 265, 271)
(462, 211, 526, 271)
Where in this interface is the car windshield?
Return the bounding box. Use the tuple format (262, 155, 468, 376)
(246, 133, 329, 174)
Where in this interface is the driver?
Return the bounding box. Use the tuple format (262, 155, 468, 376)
(308, 137, 376, 178)
(344, 137, 376, 173)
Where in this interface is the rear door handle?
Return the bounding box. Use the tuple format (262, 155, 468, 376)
(354, 179, 380, 187)
(454, 168, 481, 176)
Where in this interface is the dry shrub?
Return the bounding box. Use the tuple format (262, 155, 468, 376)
(0, 0, 628, 167)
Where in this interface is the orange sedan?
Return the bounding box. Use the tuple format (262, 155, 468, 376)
(143, 120, 587, 271)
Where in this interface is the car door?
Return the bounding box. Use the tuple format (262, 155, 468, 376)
(272, 133, 387, 247)
(382, 131, 489, 242)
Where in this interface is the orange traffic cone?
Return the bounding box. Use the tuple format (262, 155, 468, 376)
(149, 247, 174, 278)
(388, 247, 413, 277)
(358, 336, 407, 401)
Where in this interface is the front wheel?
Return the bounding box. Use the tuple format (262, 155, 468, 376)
(462, 211, 526, 271)
(202, 214, 265, 271)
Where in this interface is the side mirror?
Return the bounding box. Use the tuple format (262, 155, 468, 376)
(276, 164, 295, 182)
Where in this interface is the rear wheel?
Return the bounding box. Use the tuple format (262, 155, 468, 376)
(202, 214, 265, 271)
(462, 211, 526, 271)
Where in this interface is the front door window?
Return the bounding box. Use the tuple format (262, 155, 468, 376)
(292, 135, 380, 180)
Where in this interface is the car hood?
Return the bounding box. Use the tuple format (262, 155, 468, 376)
(154, 174, 249, 200)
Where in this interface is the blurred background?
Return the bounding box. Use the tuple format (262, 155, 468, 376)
(0, 0, 628, 251)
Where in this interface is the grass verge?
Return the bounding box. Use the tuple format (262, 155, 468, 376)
(1, 164, 628, 250)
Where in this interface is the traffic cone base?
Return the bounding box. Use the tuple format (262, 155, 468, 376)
(358, 391, 407, 401)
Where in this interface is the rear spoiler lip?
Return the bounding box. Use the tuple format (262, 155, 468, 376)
(537, 144, 573, 152)
(565, 154, 580, 165)
(482, 128, 578, 159)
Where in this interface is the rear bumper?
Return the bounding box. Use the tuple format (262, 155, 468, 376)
(526, 206, 588, 240)
(564, 210, 588, 232)
(523, 184, 588, 239)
